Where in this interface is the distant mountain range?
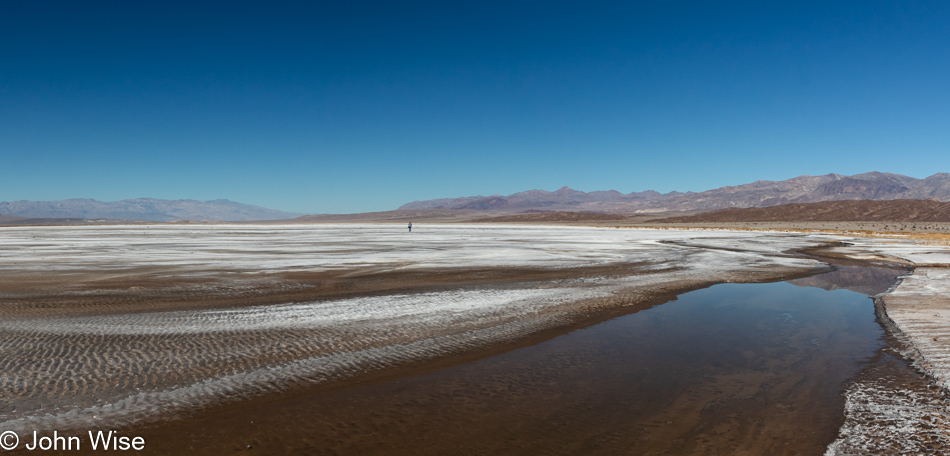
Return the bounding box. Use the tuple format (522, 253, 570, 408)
(399, 172, 950, 213)
(5, 172, 949, 223)
(0, 198, 302, 222)
(654, 199, 950, 223)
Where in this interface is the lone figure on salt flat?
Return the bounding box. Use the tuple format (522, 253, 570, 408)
(408, 221, 412, 232)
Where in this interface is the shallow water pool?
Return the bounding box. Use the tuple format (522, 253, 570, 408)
(138, 264, 940, 455)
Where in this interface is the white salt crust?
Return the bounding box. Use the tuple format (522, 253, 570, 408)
(825, 238, 950, 455)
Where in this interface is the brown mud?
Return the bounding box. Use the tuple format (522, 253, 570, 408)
(4, 240, 942, 455)
(132, 263, 903, 456)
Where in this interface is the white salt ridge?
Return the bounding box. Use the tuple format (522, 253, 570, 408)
(0, 267, 743, 432)
(0, 316, 566, 433)
(0, 287, 600, 335)
(834, 237, 950, 266)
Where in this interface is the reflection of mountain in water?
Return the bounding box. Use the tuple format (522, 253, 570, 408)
(788, 265, 905, 296)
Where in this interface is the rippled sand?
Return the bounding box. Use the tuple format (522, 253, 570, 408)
(0, 225, 826, 433)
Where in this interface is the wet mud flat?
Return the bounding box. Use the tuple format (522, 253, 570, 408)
(134, 264, 949, 456)
(1, 225, 949, 454)
(0, 226, 825, 434)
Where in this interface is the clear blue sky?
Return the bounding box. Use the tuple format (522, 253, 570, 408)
(2, 1, 948, 213)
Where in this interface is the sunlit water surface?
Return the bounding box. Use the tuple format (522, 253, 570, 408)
(138, 264, 950, 455)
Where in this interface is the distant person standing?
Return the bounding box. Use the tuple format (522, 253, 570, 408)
(408, 221, 412, 232)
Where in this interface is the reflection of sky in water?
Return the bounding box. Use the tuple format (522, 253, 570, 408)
(579, 280, 883, 387)
(787, 263, 906, 296)
(287, 270, 911, 454)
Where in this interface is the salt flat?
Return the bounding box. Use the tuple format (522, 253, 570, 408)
(0, 225, 831, 433)
(0, 224, 821, 273)
(3, 224, 950, 455)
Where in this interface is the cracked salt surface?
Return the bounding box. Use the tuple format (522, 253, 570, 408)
(826, 377, 950, 455)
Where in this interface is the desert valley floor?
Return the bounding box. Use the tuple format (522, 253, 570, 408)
(1, 225, 950, 455)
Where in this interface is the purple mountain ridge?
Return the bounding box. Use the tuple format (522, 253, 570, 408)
(398, 172, 950, 213)
(0, 198, 303, 222)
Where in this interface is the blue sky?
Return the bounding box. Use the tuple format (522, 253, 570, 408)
(2, 1, 948, 213)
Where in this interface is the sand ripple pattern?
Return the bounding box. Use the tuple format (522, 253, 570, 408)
(0, 288, 587, 335)
(0, 225, 828, 434)
(0, 285, 613, 432)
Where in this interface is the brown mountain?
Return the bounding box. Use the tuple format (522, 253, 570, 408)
(652, 200, 950, 223)
(0, 213, 28, 224)
(291, 209, 483, 223)
(398, 172, 950, 213)
(810, 176, 910, 199)
(473, 212, 631, 223)
(454, 196, 510, 210)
